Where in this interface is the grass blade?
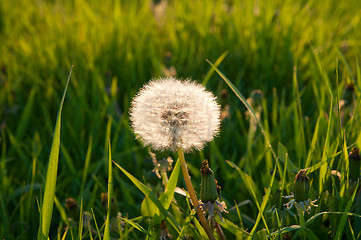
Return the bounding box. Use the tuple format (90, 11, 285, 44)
(112, 160, 181, 233)
(81, 135, 93, 194)
(278, 143, 298, 173)
(305, 212, 361, 227)
(177, 213, 196, 239)
(54, 195, 70, 226)
(78, 197, 84, 240)
(335, 182, 360, 240)
(268, 225, 302, 237)
(15, 86, 37, 140)
(319, 90, 333, 196)
(120, 217, 152, 237)
(334, 44, 356, 83)
(203, 51, 229, 86)
(305, 114, 321, 168)
(159, 156, 180, 209)
(91, 208, 102, 240)
(216, 217, 249, 236)
(61, 226, 69, 240)
(247, 162, 278, 239)
(149, 158, 181, 228)
(103, 140, 113, 240)
(37, 66, 73, 240)
(206, 59, 276, 160)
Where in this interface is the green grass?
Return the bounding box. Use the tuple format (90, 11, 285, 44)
(1, 0, 361, 239)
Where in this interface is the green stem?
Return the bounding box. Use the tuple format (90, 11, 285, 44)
(177, 148, 216, 240)
(297, 204, 305, 227)
(296, 203, 306, 239)
(160, 171, 169, 186)
(215, 221, 227, 240)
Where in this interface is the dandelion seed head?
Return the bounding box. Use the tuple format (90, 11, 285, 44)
(130, 77, 221, 152)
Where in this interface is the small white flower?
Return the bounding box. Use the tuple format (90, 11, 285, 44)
(130, 77, 220, 152)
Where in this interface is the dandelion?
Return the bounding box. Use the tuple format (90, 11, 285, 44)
(130, 77, 221, 240)
(284, 170, 318, 216)
(130, 77, 220, 152)
(197, 160, 228, 225)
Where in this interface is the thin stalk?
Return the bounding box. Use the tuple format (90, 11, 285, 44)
(177, 148, 216, 240)
(215, 221, 226, 240)
(296, 204, 306, 239)
(160, 171, 169, 186)
(296, 204, 305, 227)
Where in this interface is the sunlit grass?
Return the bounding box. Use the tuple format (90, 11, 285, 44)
(1, 0, 361, 239)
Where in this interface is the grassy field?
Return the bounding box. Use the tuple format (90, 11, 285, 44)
(1, 0, 361, 239)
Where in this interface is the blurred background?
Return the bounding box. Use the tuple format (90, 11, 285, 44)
(1, 0, 361, 239)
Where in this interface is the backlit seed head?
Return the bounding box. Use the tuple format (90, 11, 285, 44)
(130, 77, 220, 152)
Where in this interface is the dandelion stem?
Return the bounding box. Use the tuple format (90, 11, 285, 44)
(215, 221, 227, 240)
(296, 204, 305, 227)
(296, 204, 307, 238)
(177, 147, 216, 240)
(160, 171, 169, 186)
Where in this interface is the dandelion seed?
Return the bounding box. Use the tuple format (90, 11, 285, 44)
(130, 77, 220, 152)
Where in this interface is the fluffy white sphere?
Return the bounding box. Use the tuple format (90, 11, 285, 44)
(130, 77, 220, 152)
